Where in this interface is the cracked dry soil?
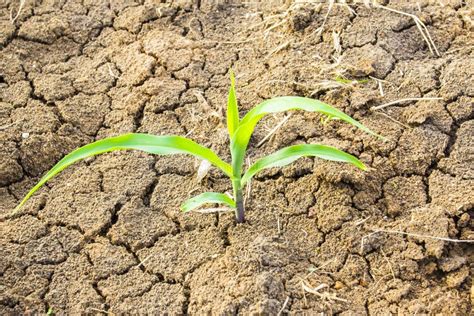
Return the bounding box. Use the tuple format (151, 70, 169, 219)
(1, 0, 473, 314)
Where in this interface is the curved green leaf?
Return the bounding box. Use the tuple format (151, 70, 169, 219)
(241, 144, 366, 185)
(14, 133, 232, 213)
(227, 69, 239, 138)
(231, 97, 382, 176)
(181, 192, 236, 212)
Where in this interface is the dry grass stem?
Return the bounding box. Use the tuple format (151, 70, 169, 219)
(380, 248, 396, 280)
(371, 273, 393, 292)
(332, 31, 342, 57)
(88, 308, 111, 315)
(369, 76, 386, 96)
(446, 45, 474, 55)
(265, 39, 293, 59)
(370, 97, 443, 111)
(374, 4, 440, 56)
(193, 90, 211, 111)
(375, 111, 411, 129)
(257, 114, 292, 147)
(0, 121, 20, 131)
(264, 18, 289, 38)
(184, 128, 195, 137)
(301, 281, 349, 303)
(277, 296, 290, 316)
(107, 63, 120, 79)
(137, 254, 154, 267)
(362, 228, 474, 253)
(354, 216, 371, 226)
(277, 215, 281, 235)
(10, 0, 26, 23)
(188, 187, 200, 196)
(310, 81, 345, 95)
(214, 36, 264, 45)
(193, 90, 224, 126)
(317, 0, 334, 36)
(260, 79, 311, 90)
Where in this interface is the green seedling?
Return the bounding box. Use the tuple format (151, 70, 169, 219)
(46, 307, 54, 316)
(15, 71, 381, 223)
(334, 75, 369, 85)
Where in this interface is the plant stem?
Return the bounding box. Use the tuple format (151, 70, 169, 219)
(232, 179, 245, 223)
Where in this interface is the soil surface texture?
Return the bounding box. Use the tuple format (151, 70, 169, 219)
(1, 0, 473, 314)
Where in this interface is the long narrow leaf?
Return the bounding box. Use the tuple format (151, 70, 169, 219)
(181, 192, 236, 212)
(231, 97, 382, 176)
(226, 70, 239, 138)
(241, 144, 366, 185)
(14, 133, 232, 213)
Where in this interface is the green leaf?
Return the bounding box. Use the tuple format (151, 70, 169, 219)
(226, 69, 239, 138)
(241, 144, 366, 185)
(46, 307, 54, 316)
(14, 133, 232, 213)
(181, 192, 236, 212)
(231, 96, 382, 176)
(334, 75, 369, 84)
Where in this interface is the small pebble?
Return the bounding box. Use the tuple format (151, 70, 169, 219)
(21, 132, 29, 139)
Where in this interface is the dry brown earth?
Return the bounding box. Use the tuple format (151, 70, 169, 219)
(1, 0, 473, 314)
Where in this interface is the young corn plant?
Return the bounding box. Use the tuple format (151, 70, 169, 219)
(14, 72, 380, 223)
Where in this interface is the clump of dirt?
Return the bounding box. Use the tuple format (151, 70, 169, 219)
(1, 1, 473, 314)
